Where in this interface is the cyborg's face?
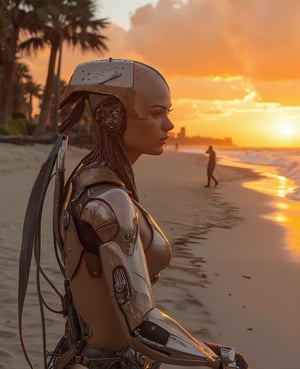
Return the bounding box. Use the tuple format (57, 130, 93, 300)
(123, 63, 173, 162)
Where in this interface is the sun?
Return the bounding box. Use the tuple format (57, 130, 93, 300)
(271, 117, 299, 146)
(280, 123, 294, 136)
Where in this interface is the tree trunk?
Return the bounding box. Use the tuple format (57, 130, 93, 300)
(0, 27, 19, 128)
(0, 70, 13, 128)
(28, 94, 33, 120)
(49, 35, 63, 132)
(34, 41, 58, 136)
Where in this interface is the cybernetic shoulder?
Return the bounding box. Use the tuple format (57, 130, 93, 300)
(80, 186, 138, 255)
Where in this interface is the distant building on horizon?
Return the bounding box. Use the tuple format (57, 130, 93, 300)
(170, 127, 235, 147)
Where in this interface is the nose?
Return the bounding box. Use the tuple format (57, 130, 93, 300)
(163, 116, 174, 132)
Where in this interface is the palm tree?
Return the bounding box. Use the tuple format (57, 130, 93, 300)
(0, 0, 40, 128)
(11, 61, 31, 115)
(20, 0, 109, 136)
(23, 79, 42, 120)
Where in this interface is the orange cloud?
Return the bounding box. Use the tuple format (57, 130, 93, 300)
(168, 76, 252, 100)
(25, 0, 300, 94)
(117, 0, 300, 80)
(254, 80, 300, 106)
(22, 0, 300, 147)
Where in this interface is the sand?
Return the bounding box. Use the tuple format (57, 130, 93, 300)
(0, 143, 298, 369)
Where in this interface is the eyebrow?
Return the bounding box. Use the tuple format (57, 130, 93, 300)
(149, 104, 172, 109)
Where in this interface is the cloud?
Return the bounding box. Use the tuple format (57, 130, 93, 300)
(25, 0, 300, 89)
(22, 0, 300, 133)
(105, 0, 300, 80)
(254, 80, 300, 106)
(168, 75, 253, 101)
(203, 107, 229, 116)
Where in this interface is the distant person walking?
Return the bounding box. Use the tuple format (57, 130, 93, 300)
(205, 145, 218, 187)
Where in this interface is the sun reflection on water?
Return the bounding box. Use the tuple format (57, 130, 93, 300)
(217, 154, 300, 261)
(276, 201, 288, 209)
(267, 207, 300, 260)
(277, 176, 287, 197)
(271, 213, 287, 223)
(244, 171, 296, 199)
(243, 172, 300, 261)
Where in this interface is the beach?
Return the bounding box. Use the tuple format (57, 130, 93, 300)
(0, 143, 299, 369)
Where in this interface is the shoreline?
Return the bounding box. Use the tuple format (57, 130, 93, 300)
(134, 150, 299, 369)
(0, 144, 298, 369)
(198, 174, 299, 369)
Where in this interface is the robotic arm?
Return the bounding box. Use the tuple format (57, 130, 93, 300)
(79, 186, 249, 369)
(100, 238, 219, 367)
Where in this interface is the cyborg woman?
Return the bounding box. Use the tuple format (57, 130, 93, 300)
(19, 59, 250, 369)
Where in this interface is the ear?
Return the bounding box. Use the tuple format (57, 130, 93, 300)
(95, 98, 126, 133)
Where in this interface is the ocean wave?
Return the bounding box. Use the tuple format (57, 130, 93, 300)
(218, 148, 300, 202)
(179, 146, 300, 202)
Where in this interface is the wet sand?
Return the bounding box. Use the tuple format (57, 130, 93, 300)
(0, 143, 298, 369)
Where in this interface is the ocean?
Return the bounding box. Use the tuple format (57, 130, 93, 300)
(179, 146, 300, 262)
(182, 146, 300, 202)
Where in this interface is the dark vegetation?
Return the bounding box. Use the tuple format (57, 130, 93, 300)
(0, 0, 109, 143)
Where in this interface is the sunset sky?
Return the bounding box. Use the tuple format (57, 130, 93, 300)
(24, 0, 300, 147)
